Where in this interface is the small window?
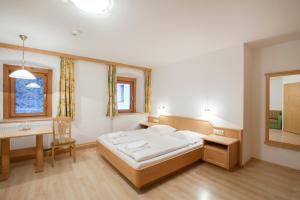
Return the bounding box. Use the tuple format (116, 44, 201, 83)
(3, 64, 52, 119)
(117, 77, 136, 113)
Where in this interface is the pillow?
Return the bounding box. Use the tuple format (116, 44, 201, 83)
(176, 130, 207, 138)
(147, 125, 176, 133)
(172, 130, 207, 143)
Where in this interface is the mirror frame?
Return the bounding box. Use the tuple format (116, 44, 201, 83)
(265, 69, 300, 151)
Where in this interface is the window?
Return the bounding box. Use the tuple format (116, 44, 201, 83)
(117, 77, 136, 113)
(3, 64, 53, 119)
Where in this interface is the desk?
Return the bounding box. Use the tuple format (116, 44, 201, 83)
(0, 127, 52, 181)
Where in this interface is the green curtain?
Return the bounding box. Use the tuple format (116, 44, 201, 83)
(106, 64, 118, 118)
(58, 57, 75, 119)
(144, 69, 151, 113)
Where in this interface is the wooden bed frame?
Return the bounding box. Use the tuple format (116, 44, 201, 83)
(96, 115, 243, 188)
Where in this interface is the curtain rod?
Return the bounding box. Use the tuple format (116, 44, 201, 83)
(0, 42, 152, 71)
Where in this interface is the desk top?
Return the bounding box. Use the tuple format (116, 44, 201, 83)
(0, 127, 53, 139)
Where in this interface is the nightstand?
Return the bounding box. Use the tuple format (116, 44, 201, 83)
(139, 122, 158, 129)
(203, 135, 239, 170)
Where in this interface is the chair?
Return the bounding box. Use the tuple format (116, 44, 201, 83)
(269, 110, 282, 129)
(51, 117, 76, 167)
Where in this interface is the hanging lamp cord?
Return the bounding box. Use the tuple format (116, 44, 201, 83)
(22, 38, 25, 69)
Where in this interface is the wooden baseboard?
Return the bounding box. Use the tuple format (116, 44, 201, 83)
(242, 157, 300, 171)
(250, 157, 300, 171)
(5, 141, 96, 163)
(77, 141, 97, 150)
(10, 147, 36, 162)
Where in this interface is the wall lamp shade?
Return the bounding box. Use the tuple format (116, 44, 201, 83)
(9, 69, 36, 80)
(71, 0, 114, 14)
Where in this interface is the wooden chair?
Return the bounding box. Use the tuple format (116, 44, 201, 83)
(51, 117, 76, 167)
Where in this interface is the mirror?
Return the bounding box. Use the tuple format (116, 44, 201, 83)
(265, 70, 300, 151)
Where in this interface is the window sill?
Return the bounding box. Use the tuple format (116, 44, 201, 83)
(0, 117, 53, 124)
(116, 112, 147, 116)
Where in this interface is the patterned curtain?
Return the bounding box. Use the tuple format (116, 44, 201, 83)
(58, 57, 75, 119)
(144, 69, 151, 113)
(106, 64, 118, 118)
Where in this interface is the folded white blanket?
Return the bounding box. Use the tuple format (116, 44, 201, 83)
(125, 141, 148, 149)
(117, 135, 190, 162)
(107, 129, 163, 145)
(124, 141, 149, 153)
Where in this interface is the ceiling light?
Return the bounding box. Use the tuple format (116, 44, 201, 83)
(26, 82, 41, 89)
(70, 0, 113, 14)
(9, 35, 36, 80)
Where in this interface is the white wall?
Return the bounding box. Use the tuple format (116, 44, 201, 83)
(0, 48, 147, 149)
(270, 77, 283, 110)
(151, 45, 244, 129)
(249, 39, 300, 170)
(282, 74, 300, 84)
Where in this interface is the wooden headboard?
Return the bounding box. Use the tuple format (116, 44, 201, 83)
(159, 115, 213, 135)
(158, 115, 242, 140)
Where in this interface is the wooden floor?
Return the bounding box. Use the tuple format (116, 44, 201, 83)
(1, 148, 300, 200)
(269, 128, 300, 145)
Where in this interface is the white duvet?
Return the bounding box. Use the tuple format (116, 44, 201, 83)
(116, 135, 190, 162)
(105, 129, 173, 145)
(104, 129, 149, 144)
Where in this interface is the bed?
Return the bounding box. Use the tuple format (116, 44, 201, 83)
(96, 115, 243, 188)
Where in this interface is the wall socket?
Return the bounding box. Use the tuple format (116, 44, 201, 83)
(213, 129, 224, 135)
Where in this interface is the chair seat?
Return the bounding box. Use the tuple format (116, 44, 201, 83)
(51, 137, 76, 146)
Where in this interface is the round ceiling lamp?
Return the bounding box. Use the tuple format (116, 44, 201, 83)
(70, 0, 114, 14)
(9, 35, 36, 80)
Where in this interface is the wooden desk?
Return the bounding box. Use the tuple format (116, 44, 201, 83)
(0, 127, 52, 181)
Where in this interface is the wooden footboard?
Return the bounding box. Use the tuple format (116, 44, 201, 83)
(96, 140, 202, 188)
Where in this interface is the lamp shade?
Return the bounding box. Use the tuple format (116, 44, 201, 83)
(26, 82, 40, 89)
(9, 69, 36, 80)
(71, 0, 113, 14)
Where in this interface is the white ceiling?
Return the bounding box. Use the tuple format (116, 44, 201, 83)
(0, 0, 300, 67)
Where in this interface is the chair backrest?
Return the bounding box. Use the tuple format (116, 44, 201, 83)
(52, 117, 72, 141)
(269, 110, 282, 120)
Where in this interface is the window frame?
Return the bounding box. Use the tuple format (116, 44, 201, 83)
(3, 64, 53, 119)
(117, 77, 136, 113)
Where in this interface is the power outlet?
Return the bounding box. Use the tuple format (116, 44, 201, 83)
(213, 129, 224, 135)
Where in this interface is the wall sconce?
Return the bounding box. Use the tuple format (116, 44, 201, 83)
(202, 104, 212, 119)
(158, 105, 167, 115)
(203, 107, 211, 112)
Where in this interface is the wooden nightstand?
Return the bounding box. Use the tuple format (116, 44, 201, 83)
(139, 122, 158, 129)
(203, 135, 239, 170)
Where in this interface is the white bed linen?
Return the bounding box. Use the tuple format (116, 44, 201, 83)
(97, 133, 203, 169)
(116, 136, 190, 162)
(106, 129, 172, 145)
(170, 130, 206, 144)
